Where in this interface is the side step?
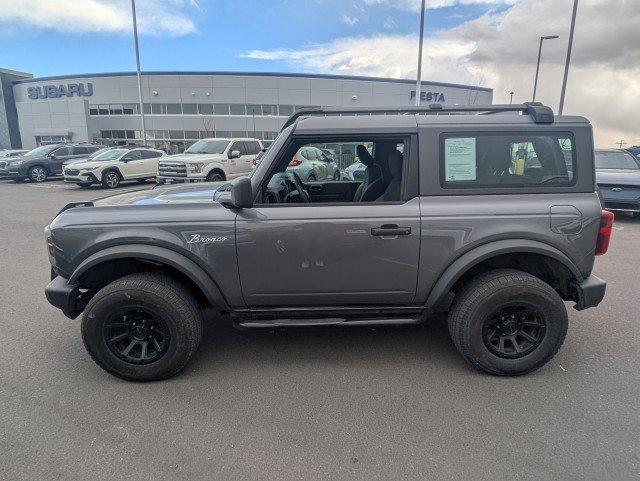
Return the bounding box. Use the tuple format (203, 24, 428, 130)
(234, 316, 424, 330)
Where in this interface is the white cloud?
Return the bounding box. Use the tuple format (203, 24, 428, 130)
(242, 0, 640, 146)
(341, 14, 359, 26)
(363, 0, 518, 12)
(0, 0, 199, 37)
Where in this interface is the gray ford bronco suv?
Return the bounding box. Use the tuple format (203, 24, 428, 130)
(44, 103, 612, 381)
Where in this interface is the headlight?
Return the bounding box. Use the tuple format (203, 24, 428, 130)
(187, 162, 204, 173)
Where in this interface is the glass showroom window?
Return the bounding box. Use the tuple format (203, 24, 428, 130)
(151, 104, 166, 115)
(246, 104, 261, 115)
(122, 104, 139, 114)
(230, 104, 246, 115)
(262, 104, 278, 116)
(214, 103, 230, 115)
(184, 131, 200, 140)
(278, 105, 294, 116)
(166, 104, 182, 115)
(109, 104, 124, 115)
(198, 104, 213, 115)
(182, 103, 198, 114)
(89, 105, 99, 115)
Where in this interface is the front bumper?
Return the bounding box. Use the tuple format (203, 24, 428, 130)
(157, 175, 206, 184)
(573, 274, 606, 311)
(45, 276, 81, 319)
(64, 172, 98, 184)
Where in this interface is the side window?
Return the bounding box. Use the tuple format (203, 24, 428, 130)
(123, 150, 142, 161)
(229, 142, 243, 155)
(440, 132, 576, 188)
(245, 141, 261, 155)
(259, 138, 408, 204)
(73, 146, 89, 155)
(52, 146, 71, 157)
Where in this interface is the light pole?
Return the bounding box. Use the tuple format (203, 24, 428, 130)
(415, 0, 426, 106)
(616, 140, 627, 149)
(559, 0, 579, 114)
(532, 35, 559, 102)
(509, 91, 514, 104)
(131, 0, 147, 145)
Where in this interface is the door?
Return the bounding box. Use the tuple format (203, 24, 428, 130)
(227, 141, 245, 178)
(235, 135, 420, 307)
(140, 150, 163, 177)
(49, 146, 73, 174)
(120, 150, 144, 178)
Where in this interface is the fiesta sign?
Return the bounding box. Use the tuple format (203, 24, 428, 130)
(410, 90, 445, 103)
(27, 83, 94, 100)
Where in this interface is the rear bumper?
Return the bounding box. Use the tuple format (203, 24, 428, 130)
(573, 274, 606, 311)
(45, 275, 81, 319)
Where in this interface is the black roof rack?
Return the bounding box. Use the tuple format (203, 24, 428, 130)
(281, 102, 554, 131)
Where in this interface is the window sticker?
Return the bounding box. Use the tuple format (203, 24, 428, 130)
(445, 137, 477, 181)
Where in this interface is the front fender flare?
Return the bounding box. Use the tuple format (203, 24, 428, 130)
(425, 239, 584, 309)
(68, 244, 229, 310)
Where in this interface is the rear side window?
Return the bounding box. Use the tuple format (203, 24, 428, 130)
(243, 141, 261, 155)
(440, 132, 576, 188)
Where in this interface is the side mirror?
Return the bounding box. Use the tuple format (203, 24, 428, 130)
(228, 150, 241, 159)
(219, 176, 253, 209)
(48, 153, 56, 159)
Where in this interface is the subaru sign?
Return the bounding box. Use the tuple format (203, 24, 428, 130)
(410, 90, 445, 103)
(27, 83, 93, 100)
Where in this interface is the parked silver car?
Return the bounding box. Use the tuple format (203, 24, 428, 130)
(287, 146, 340, 181)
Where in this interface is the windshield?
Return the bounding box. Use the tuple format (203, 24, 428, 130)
(595, 151, 639, 170)
(185, 139, 230, 155)
(24, 145, 57, 157)
(88, 147, 112, 159)
(91, 149, 128, 161)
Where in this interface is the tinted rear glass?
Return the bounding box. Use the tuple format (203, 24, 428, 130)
(595, 151, 639, 170)
(440, 132, 576, 188)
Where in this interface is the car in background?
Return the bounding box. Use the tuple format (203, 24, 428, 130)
(62, 146, 114, 168)
(7, 144, 101, 182)
(252, 148, 268, 170)
(157, 138, 263, 184)
(595, 148, 640, 217)
(63, 146, 165, 188)
(626, 146, 640, 162)
(0, 150, 29, 178)
(287, 146, 340, 182)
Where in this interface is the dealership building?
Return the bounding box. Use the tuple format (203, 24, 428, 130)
(0, 69, 493, 152)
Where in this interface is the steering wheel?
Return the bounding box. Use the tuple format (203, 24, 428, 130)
(290, 172, 311, 203)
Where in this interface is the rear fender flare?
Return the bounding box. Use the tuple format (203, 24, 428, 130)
(425, 239, 583, 309)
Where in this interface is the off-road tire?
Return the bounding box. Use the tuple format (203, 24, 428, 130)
(206, 170, 224, 182)
(447, 269, 568, 376)
(102, 169, 121, 189)
(81, 273, 203, 381)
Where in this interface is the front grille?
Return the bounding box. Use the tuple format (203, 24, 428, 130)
(158, 161, 187, 177)
(65, 169, 80, 176)
(0, 161, 6, 169)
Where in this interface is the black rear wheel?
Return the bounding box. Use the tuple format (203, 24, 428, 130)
(448, 269, 567, 376)
(81, 273, 203, 381)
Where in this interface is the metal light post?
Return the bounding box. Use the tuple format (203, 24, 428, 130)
(559, 0, 579, 115)
(509, 91, 514, 104)
(415, 0, 426, 106)
(131, 0, 147, 145)
(532, 35, 559, 102)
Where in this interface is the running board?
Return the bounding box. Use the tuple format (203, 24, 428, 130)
(234, 316, 423, 330)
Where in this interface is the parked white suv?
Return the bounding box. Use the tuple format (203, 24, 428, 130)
(63, 147, 165, 189)
(157, 138, 263, 183)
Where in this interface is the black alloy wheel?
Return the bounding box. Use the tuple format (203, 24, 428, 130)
(481, 304, 546, 359)
(104, 309, 170, 365)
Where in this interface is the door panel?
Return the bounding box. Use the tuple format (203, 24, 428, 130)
(236, 198, 421, 307)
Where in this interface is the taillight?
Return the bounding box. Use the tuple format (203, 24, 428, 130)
(288, 155, 302, 167)
(595, 210, 614, 256)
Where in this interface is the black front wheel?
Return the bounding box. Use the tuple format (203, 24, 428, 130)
(206, 171, 224, 182)
(447, 269, 568, 376)
(102, 170, 121, 189)
(81, 273, 203, 381)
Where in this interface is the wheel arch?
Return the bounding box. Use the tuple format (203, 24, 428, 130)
(101, 166, 123, 179)
(425, 239, 584, 310)
(68, 244, 230, 310)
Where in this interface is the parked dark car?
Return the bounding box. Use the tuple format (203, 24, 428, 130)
(626, 146, 640, 162)
(7, 143, 101, 182)
(595, 148, 640, 217)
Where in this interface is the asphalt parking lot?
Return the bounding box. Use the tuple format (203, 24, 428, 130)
(0, 178, 638, 481)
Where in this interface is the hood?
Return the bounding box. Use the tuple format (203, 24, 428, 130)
(67, 161, 107, 170)
(161, 153, 224, 163)
(596, 169, 640, 186)
(93, 182, 227, 206)
(63, 156, 92, 166)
